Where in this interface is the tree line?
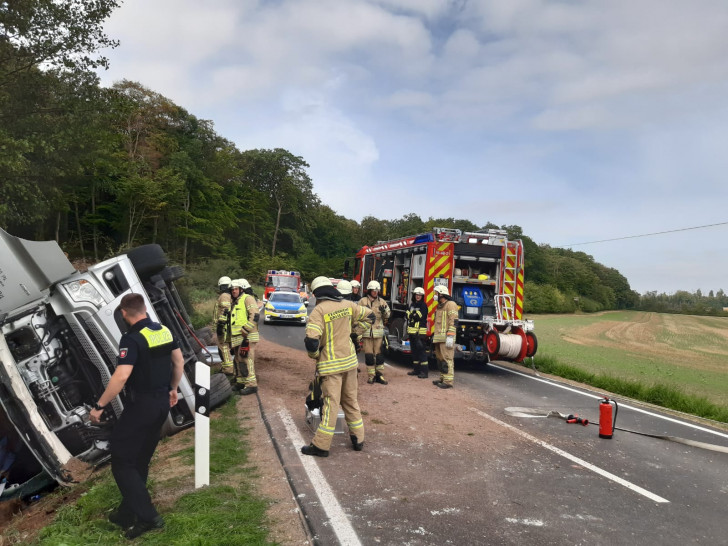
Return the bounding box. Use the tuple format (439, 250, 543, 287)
(1, 1, 724, 316)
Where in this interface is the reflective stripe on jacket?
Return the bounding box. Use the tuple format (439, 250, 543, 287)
(306, 300, 374, 375)
(432, 299, 458, 343)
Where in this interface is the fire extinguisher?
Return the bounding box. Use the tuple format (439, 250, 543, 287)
(599, 397, 618, 439)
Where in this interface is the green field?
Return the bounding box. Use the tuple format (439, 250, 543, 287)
(530, 311, 728, 409)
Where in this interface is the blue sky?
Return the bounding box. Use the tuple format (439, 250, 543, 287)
(97, 0, 728, 295)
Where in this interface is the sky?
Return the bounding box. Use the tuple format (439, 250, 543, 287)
(97, 0, 728, 295)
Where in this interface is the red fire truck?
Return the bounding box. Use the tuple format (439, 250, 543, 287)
(263, 270, 302, 301)
(346, 227, 537, 363)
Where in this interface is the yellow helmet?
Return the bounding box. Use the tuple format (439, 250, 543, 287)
(478, 274, 489, 280)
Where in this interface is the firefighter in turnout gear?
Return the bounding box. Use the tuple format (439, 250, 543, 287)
(213, 276, 234, 376)
(432, 284, 458, 388)
(350, 279, 362, 301)
(229, 279, 260, 395)
(406, 287, 429, 379)
(358, 280, 391, 384)
(301, 276, 375, 457)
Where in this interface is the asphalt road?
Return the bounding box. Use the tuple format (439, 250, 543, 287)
(257, 307, 728, 546)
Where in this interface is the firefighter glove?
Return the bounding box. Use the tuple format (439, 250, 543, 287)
(445, 335, 455, 349)
(379, 304, 387, 313)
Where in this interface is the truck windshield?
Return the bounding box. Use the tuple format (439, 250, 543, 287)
(271, 276, 298, 289)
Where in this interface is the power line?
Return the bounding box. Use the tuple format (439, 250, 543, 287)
(558, 221, 728, 247)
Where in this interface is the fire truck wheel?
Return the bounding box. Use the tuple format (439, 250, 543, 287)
(525, 331, 538, 358)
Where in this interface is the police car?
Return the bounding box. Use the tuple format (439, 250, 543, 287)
(263, 289, 308, 325)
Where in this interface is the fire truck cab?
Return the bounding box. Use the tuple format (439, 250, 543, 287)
(263, 270, 302, 302)
(348, 227, 537, 363)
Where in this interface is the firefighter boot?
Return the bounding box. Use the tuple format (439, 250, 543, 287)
(375, 372, 388, 385)
(238, 386, 258, 396)
(407, 363, 420, 376)
(301, 444, 329, 458)
(350, 435, 365, 451)
(418, 364, 429, 379)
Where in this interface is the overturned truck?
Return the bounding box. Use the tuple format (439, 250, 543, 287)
(0, 229, 231, 500)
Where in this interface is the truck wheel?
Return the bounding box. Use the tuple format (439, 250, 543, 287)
(161, 265, 184, 283)
(195, 326, 214, 346)
(126, 244, 167, 279)
(209, 372, 233, 409)
(525, 331, 538, 358)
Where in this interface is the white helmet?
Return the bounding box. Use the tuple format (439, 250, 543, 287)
(218, 276, 232, 286)
(239, 278, 251, 290)
(433, 285, 449, 297)
(350, 280, 361, 289)
(367, 280, 380, 291)
(230, 279, 244, 289)
(337, 280, 352, 295)
(311, 276, 333, 291)
(413, 287, 425, 296)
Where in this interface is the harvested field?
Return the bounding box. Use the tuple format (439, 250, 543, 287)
(532, 311, 728, 407)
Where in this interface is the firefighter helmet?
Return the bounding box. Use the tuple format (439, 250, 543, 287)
(350, 280, 361, 289)
(239, 279, 251, 290)
(413, 287, 425, 296)
(433, 285, 449, 297)
(311, 276, 333, 291)
(230, 279, 244, 289)
(367, 280, 380, 291)
(337, 280, 352, 295)
(218, 276, 232, 287)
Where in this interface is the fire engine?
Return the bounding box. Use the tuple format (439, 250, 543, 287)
(346, 227, 537, 363)
(263, 270, 302, 301)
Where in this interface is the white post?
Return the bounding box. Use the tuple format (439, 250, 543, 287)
(194, 362, 210, 488)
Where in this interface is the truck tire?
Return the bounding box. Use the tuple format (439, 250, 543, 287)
(194, 326, 214, 346)
(161, 265, 184, 283)
(210, 372, 233, 409)
(127, 244, 167, 279)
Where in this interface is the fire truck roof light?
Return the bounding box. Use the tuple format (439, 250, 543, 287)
(413, 233, 434, 244)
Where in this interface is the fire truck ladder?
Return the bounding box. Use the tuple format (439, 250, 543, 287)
(497, 244, 518, 321)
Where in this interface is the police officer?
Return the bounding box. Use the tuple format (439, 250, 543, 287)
(89, 293, 184, 539)
(432, 285, 458, 389)
(229, 279, 260, 395)
(406, 287, 429, 379)
(301, 277, 374, 457)
(213, 276, 234, 376)
(359, 280, 391, 384)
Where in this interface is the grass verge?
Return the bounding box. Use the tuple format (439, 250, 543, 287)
(33, 399, 273, 545)
(525, 354, 728, 424)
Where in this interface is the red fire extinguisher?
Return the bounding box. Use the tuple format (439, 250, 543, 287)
(599, 397, 618, 439)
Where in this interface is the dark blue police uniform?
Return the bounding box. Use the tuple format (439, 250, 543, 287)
(111, 317, 179, 524)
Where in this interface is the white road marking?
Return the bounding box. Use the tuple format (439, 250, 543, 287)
(278, 409, 363, 546)
(469, 407, 670, 504)
(490, 363, 728, 440)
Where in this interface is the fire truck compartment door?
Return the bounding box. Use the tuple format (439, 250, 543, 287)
(411, 254, 426, 279)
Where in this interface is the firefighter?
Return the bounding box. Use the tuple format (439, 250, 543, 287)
(350, 280, 362, 301)
(359, 280, 391, 384)
(431, 284, 458, 389)
(302, 276, 374, 457)
(213, 276, 234, 377)
(405, 287, 429, 379)
(336, 280, 354, 300)
(229, 279, 260, 395)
